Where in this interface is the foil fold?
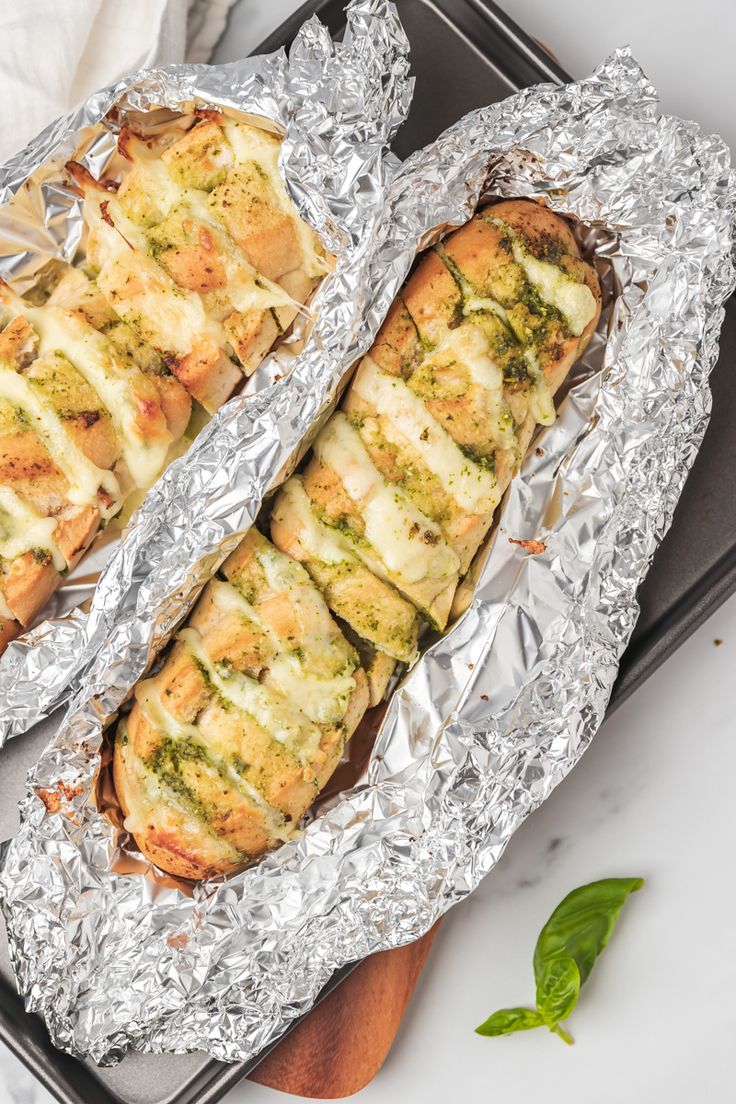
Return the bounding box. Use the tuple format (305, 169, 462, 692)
(1, 47, 735, 1068)
(0, 0, 412, 743)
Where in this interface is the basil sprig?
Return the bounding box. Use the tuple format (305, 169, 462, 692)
(476, 877, 643, 1045)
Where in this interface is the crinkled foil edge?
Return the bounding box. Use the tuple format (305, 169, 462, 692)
(0, 0, 412, 742)
(1, 48, 735, 1067)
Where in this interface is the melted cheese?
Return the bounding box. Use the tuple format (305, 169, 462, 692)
(0, 589, 14, 622)
(314, 413, 460, 586)
(209, 575, 355, 726)
(134, 682, 293, 842)
(490, 217, 596, 337)
(119, 720, 243, 860)
(91, 187, 301, 362)
(254, 541, 349, 654)
(26, 305, 171, 489)
(455, 300, 554, 429)
(175, 191, 299, 314)
(179, 627, 322, 763)
(273, 477, 356, 566)
(267, 652, 355, 726)
(426, 324, 519, 453)
(463, 295, 510, 324)
(0, 486, 65, 569)
(0, 365, 120, 516)
(89, 117, 327, 381)
(354, 356, 500, 515)
(523, 349, 555, 426)
(124, 157, 181, 220)
(209, 575, 260, 623)
(221, 119, 329, 280)
(89, 193, 229, 356)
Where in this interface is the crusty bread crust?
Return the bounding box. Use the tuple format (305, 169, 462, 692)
(0, 112, 328, 649)
(114, 199, 601, 880)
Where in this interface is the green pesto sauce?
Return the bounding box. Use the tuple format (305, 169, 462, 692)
(459, 443, 496, 472)
(147, 737, 214, 824)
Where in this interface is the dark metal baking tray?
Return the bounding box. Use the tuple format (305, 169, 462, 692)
(1, 0, 733, 1100)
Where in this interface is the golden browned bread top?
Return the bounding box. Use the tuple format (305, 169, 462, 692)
(0, 111, 329, 639)
(114, 527, 368, 880)
(114, 199, 601, 881)
(273, 199, 601, 632)
(72, 114, 330, 412)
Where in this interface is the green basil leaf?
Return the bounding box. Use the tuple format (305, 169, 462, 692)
(535, 954, 580, 1024)
(534, 877, 644, 988)
(475, 1007, 545, 1037)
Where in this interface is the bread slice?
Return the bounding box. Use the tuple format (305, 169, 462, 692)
(115, 199, 602, 879)
(0, 112, 330, 645)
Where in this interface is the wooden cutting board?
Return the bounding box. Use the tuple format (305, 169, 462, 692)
(248, 920, 442, 1098)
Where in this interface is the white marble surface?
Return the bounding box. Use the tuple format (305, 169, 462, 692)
(2, 1, 734, 1101)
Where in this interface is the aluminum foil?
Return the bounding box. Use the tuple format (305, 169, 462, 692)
(1, 48, 735, 1067)
(0, 0, 412, 743)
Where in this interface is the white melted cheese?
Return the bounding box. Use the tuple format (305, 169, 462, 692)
(0, 365, 120, 516)
(273, 476, 355, 567)
(134, 682, 293, 842)
(489, 216, 596, 337)
(255, 541, 349, 654)
(0, 589, 15, 622)
(178, 626, 322, 763)
(0, 486, 65, 569)
(354, 356, 500, 515)
(425, 325, 518, 454)
(523, 348, 556, 426)
(221, 119, 329, 280)
(120, 156, 181, 221)
(89, 193, 229, 356)
(266, 652, 355, 727)
(463, 295, 510, 324)
(314, 413, 460, 586)
(209, 574, 355, 728)
(26, 304, 171, 489)
(209, 575, 260, 623)
(453, 304, 554, 431)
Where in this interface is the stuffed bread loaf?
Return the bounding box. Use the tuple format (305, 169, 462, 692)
(0, 112, 328, 652)
(115, 199, 602, 880)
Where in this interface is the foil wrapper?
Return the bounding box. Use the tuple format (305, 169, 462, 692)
(0, 0, 412, 743)
(1, 47, 735, 1068)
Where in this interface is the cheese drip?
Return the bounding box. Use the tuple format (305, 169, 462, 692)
(314, 413, 460, 586)
(178, 626, 323, 764)
(354, 356, 500, 515)
(0, 364, 120, 516)
(437, 242, 555, 432)
(0, 486, 65, 570)
(24, 304, 171, 489)
(523, 348, 555, 426)
(420, 324, 519, 454)
(489, 216, 597, 337)
(273, 476, 359, 567)
(221, 120, 329, 281)
(211, 556, 357, 727)
(134, 682, 294, 843)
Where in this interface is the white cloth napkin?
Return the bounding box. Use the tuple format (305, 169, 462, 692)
(0, 0, 238, 164)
